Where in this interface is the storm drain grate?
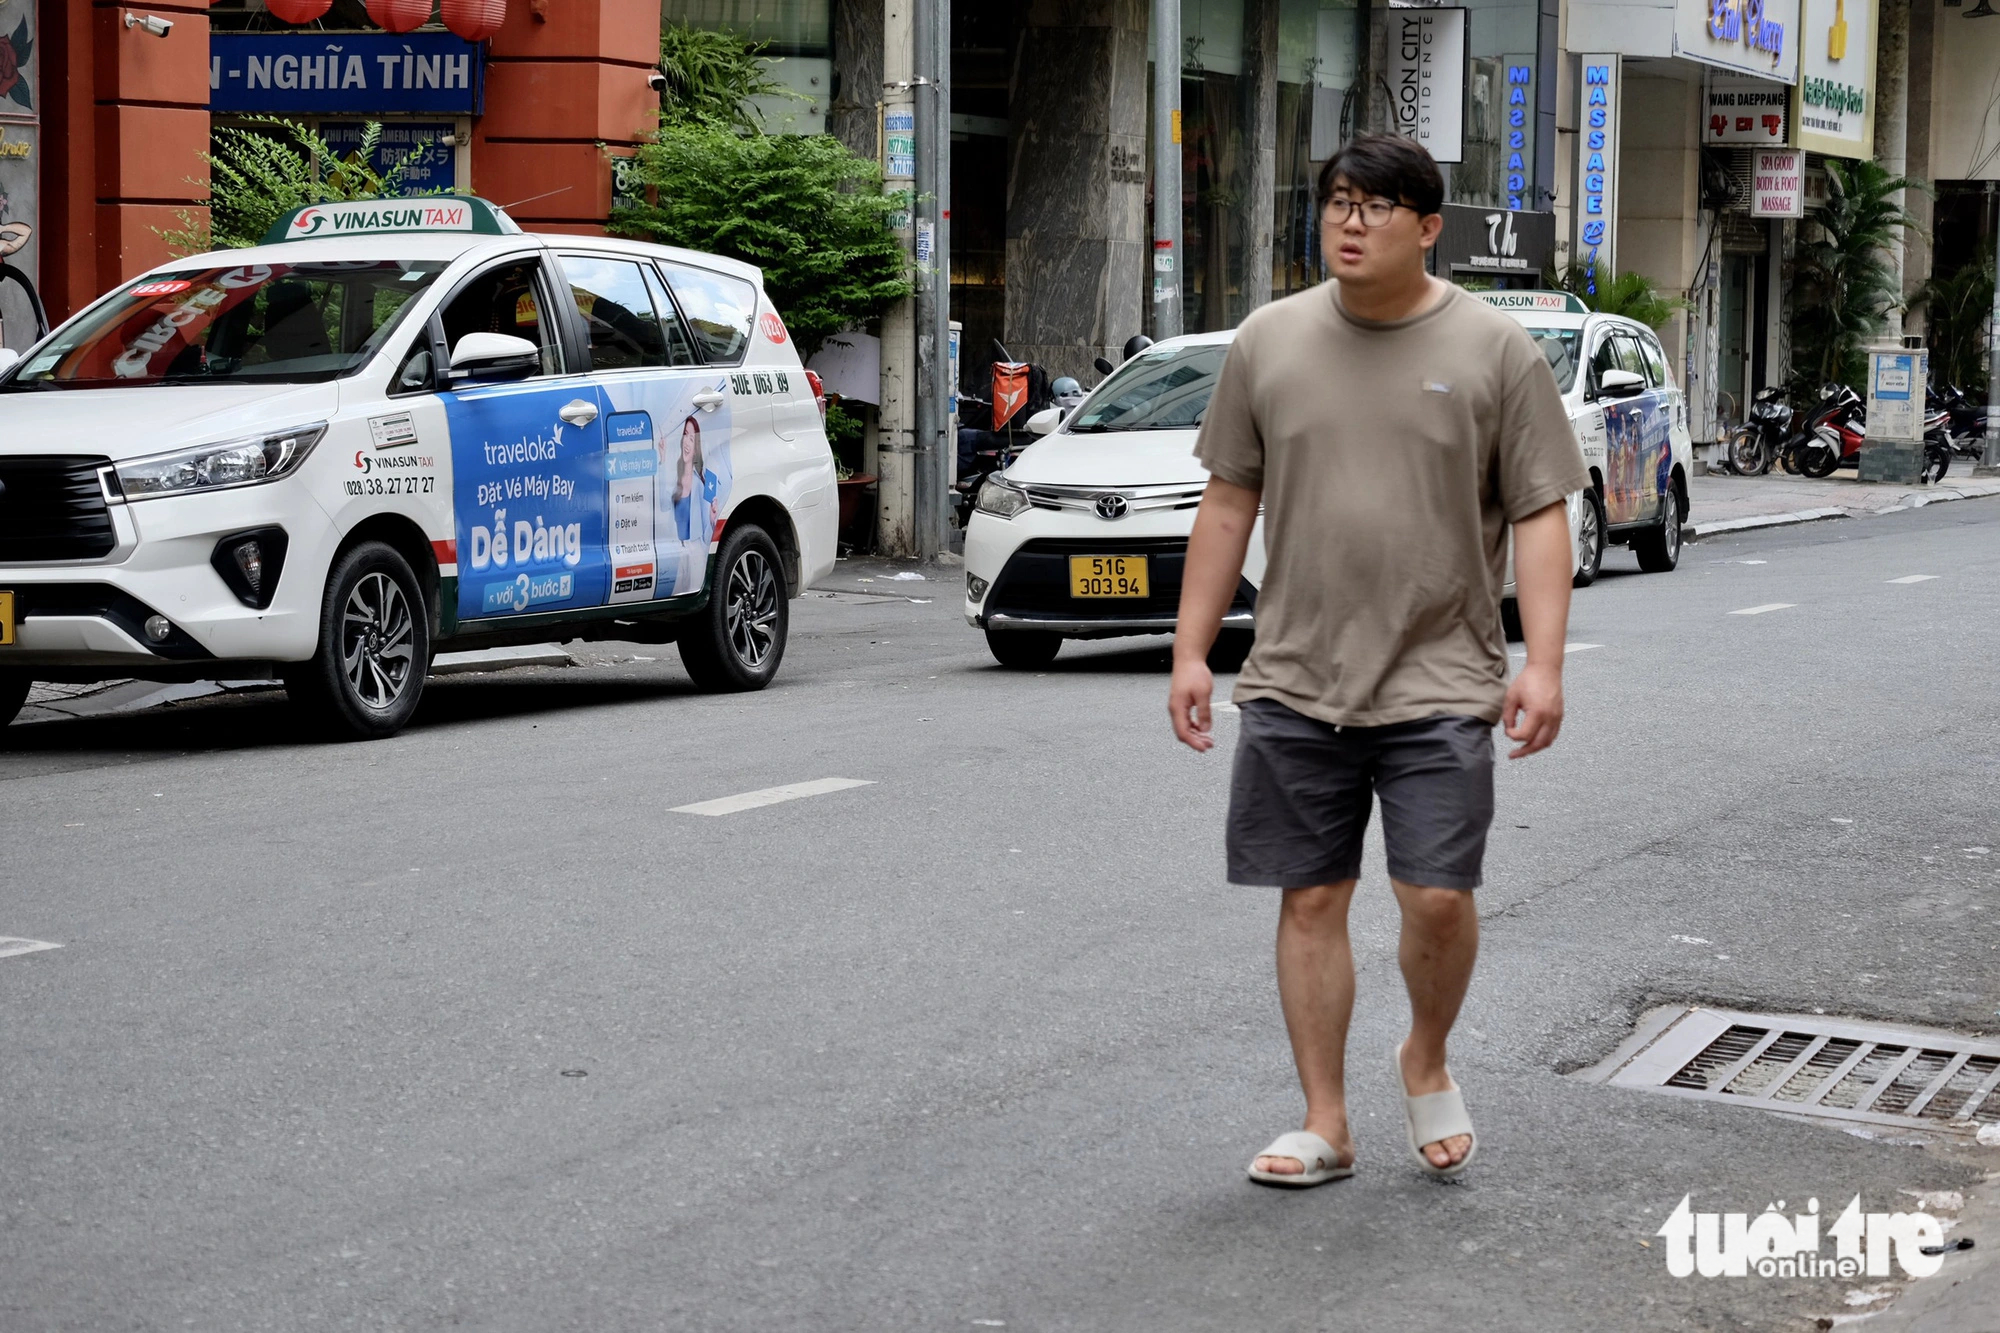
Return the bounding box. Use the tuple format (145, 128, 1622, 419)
(1574, 1006, 2000, 1136)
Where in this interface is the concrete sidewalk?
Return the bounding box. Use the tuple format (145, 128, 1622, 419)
(1688, 467, 2000, 539)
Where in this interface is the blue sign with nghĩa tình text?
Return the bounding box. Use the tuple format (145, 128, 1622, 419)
(209, 33, 484, 116)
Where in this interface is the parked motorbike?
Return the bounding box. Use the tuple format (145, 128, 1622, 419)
(1722, 385, 1793, 475)
(1930, 381, 1987, 460)
(1793, 381, 1950, 483)
(952, 340, 1053, 529)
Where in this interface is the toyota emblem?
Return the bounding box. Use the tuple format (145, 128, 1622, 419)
(1094, 493, 1128, 520)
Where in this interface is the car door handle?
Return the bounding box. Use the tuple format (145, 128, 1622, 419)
(691, 390, 726, 412)
(558, 399, 599, 427)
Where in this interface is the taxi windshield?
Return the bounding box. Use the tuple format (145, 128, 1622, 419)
(1067, 343, 1227, 433)
(3, 260, 446, 390)
(1522, 325, 1582, 393)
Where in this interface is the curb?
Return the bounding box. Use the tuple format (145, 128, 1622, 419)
(429, 644, 575, 676)
(1686, 483, 2000, 541)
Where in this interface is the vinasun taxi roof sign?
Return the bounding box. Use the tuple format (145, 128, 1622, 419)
(1469, 290, 1591, 314)
(261, 196, 522, 245)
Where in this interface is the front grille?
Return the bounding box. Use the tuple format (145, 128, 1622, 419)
(986, 538, 1256, 620)
(0, 456, 117, 562)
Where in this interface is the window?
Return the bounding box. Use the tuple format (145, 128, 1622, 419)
(1612, 335, 1650, 380)
(561, 255, 670, 372)
(1068, 343, 1229, 432)
(3, 261, 444, 389)
(1589, 334, 1622, 393)
(662, 262, 757, 365)
(437, 260, 560, 377)
(642, 264, 702, 367)
(1638, 335, 1670, 387)
(1521, 327, 1582, 394)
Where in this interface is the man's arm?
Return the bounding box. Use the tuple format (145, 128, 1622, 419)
(1169, 477, 1261, 752)
(1501, 498, 1573, 759)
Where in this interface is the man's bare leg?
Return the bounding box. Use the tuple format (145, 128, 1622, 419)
(1391, 879, 1479, 1169)
(1254, 880, 1359, 1177)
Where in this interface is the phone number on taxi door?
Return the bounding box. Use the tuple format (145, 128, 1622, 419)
(344, 475, 436, 497)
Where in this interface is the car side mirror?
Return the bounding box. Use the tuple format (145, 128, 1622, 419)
(448, 332, 541, 383)
(0, 348, 19, 375)
(1093, 356, 1115, 376)
(1025, 406, 1063, 436)
(1598, 368, 1646, 399)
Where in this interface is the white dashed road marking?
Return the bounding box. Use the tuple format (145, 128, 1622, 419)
(1729, 603, 1795, 616)
(0, 937, 62, 959)
(672, 778, 875, 816)
(1886, 575, 1938, 584)
(1509, 643, 1603, 658)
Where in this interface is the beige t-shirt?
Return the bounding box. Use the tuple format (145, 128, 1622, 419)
(1194, 280, 1587, 727)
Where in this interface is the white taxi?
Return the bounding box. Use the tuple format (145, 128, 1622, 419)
(0, 197, 837, 739)
(1471, 290, 1693, 582)
(961, 331, 1589, 667)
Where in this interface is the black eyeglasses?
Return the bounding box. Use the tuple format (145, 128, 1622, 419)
(1324, 197, 1414, 228)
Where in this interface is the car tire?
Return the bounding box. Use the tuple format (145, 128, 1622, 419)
(1500, 597, 1524, 643)
(285, 541, 429, 741)
(1633, 486, 1683, 573)
(1206, 629, 1254, 673)
(985, 628, 1062, 669)
(1573, 489, 1605, 589)
(0, 669, 32, 731)
(678, 523, 788, 692)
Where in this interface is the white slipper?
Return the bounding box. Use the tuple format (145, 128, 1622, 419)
(1246, 1130, 1354, 1188)
(1395, 1042, 1478, 1180)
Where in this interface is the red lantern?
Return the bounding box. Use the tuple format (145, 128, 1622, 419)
(441, 0, 507, 41)
(264, 0, 333, 22)
(365, 0, 432, 33)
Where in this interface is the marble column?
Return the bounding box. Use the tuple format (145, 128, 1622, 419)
(1875, 0, 1909, 339)
(1004, 0, 1149, 382)
(1236, 0, 1279, 323)
(1903, 0, 1935, 338)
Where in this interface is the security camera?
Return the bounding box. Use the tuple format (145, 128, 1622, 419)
(124, 13, 172, 37)
(648, 69, 669, 94)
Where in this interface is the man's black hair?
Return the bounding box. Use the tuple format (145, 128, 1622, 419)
(1316, 134, 1445, 216)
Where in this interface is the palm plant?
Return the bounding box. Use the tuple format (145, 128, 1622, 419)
(1543, 263, 1685, 329)
(1915, 254, 1994, 394)
(1789, 158, 1920, 390)
(656, 21, 792, 133)
(160, 119, 436, 254)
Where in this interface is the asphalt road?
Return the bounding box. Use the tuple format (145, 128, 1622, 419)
(4, 502, 1998, 1332)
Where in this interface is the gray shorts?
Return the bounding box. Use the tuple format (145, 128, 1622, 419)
(1226, 700, 1495, 890)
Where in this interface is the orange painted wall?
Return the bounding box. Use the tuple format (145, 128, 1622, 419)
(471, 0, 659, 235)
(36, 0, 210, 323)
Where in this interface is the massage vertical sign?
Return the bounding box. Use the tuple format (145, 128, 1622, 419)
(1573, 56, 1620, 299)
(1501, 56, 1536, 211)
(1385, 7, 1466, 165)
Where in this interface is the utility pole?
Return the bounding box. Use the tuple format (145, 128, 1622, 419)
(1152, 0, 1183, 339)
(912, 0, 950, 557)
(1986, 182, 2000, 473)
(877, 1, 916, 555)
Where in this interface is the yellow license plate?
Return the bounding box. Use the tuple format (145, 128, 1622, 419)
(0, 591, 12, 646)
(1069, 555, 1149, 598)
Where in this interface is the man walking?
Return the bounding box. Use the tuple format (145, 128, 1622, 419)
(1168, 135, 1586, 1185)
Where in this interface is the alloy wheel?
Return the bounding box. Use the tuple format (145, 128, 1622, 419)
(725, 549, 780, 668)
(1577, 497, 1601, 576)
(340, 572, 415, 711)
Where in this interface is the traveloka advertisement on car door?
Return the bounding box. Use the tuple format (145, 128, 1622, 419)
(445, 375, 733, 623)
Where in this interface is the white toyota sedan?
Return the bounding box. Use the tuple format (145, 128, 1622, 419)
(961, 331, 1588, 668)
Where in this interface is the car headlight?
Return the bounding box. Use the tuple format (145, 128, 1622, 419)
(974, 475, 1031, 519)
(114, 423, 327, 501)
